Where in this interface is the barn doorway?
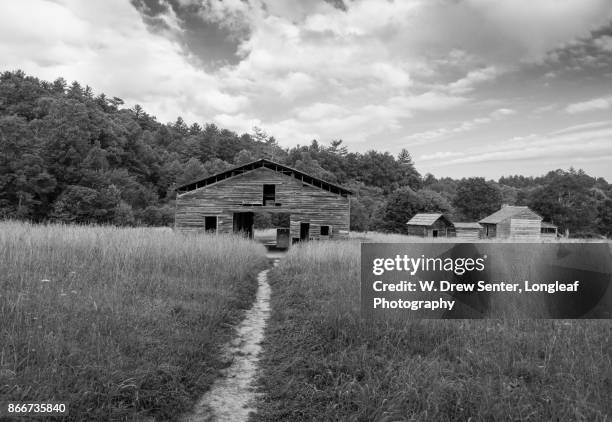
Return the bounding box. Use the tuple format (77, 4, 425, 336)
(300, 223, 310, 241)
(233, 212, 254, 238)
(432, 230, 439, 238)
(253, 212, 290, 248)
(233, 211, 291, 248)
(205, 216, 218, 233)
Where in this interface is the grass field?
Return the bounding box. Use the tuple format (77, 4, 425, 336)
(349, 231, 608, 243)
(254, 239, 611, 421)
(0, 221, 267, 421)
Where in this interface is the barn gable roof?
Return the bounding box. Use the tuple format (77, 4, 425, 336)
(479, 206, 542, 224)
(406, 213, 452, 226)
(174, 158, 352, 196)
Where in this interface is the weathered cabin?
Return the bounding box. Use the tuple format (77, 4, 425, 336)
(540, 221, 558, 239)
(174, 159, 351, 244)
(453, 222, 483, 240)
(479, 205, 542, 239)
(406, 213, 453, 237)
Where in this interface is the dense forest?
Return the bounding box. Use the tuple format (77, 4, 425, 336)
(1, 70, 611, 237)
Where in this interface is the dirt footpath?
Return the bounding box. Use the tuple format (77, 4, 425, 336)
(183, 251, 282, 422)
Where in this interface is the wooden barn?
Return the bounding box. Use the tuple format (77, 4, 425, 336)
(406, 213, 453, 237)
(453, 222, 483, 240)
(479, 205, 542, 239)
(174, 159, 351, 244)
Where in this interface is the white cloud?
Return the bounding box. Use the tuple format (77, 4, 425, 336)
(551, 120, 612, 135)
(1, 0, 612, 165)
(295, 103, 347, 121)
(447, 66, 499, 94)
(489, 108, 516, 119)
(272, 72, 318, 100)
(420, 151, 464, 161)
(419, 123, 612, 166)
(0, 0, 251, 125)
(565, 98, 610, 114)
(403, 107, 517, 145)
(388, 92, 468, 112)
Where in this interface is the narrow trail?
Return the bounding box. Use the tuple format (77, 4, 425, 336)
(183, 251, 283, 422)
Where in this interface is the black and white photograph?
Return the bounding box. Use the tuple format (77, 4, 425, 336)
(0, 0, 611, 420)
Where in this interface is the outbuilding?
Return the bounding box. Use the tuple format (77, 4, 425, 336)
(406, 213, 454, 237)
(540, 221, 558, 239)
(479, 205, 542, 239)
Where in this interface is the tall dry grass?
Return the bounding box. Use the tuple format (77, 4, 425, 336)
(350, 230, 608, 243)
(255, 239, 611, 421)
(0, 221, 267, 421)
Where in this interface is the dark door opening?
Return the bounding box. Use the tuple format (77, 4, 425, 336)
(300, 222, 310, 241)
(204, 216, 217, 233)
(432, 229, 439, 238)
(233, 212, 254, 238)
(263, 184, 275, 206)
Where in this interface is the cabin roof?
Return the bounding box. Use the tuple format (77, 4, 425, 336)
(174, 158, 352, 196)
(406, 213, 451, 226)
(541, 221, 558, 229)
(479, 205, 542, 224)
(453, 222, 482, 229)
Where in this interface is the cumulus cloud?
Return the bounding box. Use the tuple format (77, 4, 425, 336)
(1, 0, 612, 177)
(0, 0, 251, 124)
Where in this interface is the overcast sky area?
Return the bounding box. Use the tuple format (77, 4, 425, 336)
(1, 0, 612, 180)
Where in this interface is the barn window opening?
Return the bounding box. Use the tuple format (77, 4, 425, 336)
(263, 184, 275, 205)
(204, 216, 217, 233)
(320, 225, 330, 236)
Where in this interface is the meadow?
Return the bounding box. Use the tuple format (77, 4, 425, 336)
(0, 221, 267, 421)
(254, 237, 611, 421)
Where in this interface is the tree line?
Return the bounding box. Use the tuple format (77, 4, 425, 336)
(1, 70, 610, 237)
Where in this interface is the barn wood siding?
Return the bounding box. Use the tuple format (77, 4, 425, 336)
(175, 167, 349, 240)
(509, 218, 541, 239)
(406, 225, 427, 237)
(455, 227, 482, 240)
(497, 218, 512, 238)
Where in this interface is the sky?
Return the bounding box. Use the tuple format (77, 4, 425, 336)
(1, 0, 612, 181)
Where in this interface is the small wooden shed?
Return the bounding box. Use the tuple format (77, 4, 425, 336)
(479, 205, 542, 239)
(540, 221, 558, 239)
(406, 213, 453, 237)
(173, 158, 351, 245)
(453, 222, 483, 240)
